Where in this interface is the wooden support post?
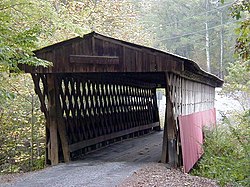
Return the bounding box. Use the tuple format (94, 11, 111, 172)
(47, 75, 59, 165)
(153, 88, 161, 131)
(161, 92, 168, 163)
(45, 128, 50, 165)
(55, 78, 70, 163)
(166, 93, 177, 167)
(161, 73, 178, 167)
(32, 74, 51, 165)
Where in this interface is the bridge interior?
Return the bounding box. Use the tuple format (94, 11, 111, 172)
(82, 131, 163, 163)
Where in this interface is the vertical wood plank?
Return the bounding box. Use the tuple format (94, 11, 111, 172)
(161, 73, 178, 166)
(55, 77, 70, 163)
(161, 85, 168, 163)
(47, 75, 59, 165)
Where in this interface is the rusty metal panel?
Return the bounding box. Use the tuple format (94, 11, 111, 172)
(179, 108, 216, 173)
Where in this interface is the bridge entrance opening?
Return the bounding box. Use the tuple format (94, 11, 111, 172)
(32, 72, 165, 164)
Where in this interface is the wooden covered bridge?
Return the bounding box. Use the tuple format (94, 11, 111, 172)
(20, 32, 223, 173)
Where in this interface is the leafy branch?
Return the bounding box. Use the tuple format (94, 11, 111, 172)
(0, 3, 32, 11)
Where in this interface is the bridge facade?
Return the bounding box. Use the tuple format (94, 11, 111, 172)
(20, 32, 223, 172)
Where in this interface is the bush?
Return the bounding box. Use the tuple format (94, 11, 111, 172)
(0, 74, 46, 174)
(192, 110, 250, 186)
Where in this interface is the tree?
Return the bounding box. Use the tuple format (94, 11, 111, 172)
(136, 0, 238, 77)
(0, 0, 52, 73)
(222, 0, 250, 113)
(229, 0, 250, 61)
(0, 0, 152, 173)
(192, 2, 249, 185)
(0, 74, 45, 173)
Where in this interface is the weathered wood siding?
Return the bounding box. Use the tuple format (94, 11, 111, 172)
(161, 72, 216, 167)
(20, 32, 223, 167)
(20, 32, 222, 88)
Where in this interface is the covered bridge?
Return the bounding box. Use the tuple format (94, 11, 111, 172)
(20, 32, 223, 173)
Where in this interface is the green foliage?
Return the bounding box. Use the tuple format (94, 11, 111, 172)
(229, 0, 250, 60)
(0, 0, 52, 72)
(192, 2, 249, 184)
(137, 0, 238, 76)
(0, 74, 45, 173)
(0, 0, 151, 174)
(32, 0, 152, 48)
(192, 111, 250, 186)
(230, 0, 250, 20)
(222, 60, 250, 110)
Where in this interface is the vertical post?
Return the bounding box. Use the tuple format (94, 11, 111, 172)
(161, 73, 178, 167)
(47, 75, 59, 165)
(153, 88, 161, 131)
(161, 86, 168, 163)
(166, 93, 177, 167)
(55, 77, 70, 163)
(56, 114, 70, 163)
(31, 74, 51, 165)
(45, 128, 50, 165)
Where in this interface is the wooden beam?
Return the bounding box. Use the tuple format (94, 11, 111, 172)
(69, 55, 119, 65)
(57, 116, 70, 163)
(69, 122, 159, 152)
(55, 78, 70, 163)
(47, 75, 59, 165)
(94, 34, 144, 52)
(152, 88, 161, 131)
(161, 73, 178, 167)
(161, 94, 168, 163)
(31, 74, 49, 128)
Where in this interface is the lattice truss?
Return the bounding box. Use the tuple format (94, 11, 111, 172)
(32, 73, 159, 146)
(167, 73, 215, 119)
(32, 74, 49, 122)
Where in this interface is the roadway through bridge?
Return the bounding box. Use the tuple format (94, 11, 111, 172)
(82, 131, 163, 163)
(1, 132, 163, 187)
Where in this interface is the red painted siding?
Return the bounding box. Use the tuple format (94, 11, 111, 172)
(179, 108, 216, 173)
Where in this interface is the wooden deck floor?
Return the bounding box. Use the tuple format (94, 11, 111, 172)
(81, 131, 163, 163)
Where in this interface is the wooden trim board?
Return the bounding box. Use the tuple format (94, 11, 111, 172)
(70, 55, 119, 65)
(69, 122, 160, 152)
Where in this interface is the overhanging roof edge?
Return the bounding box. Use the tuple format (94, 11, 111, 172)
(26, 31, 223, 87)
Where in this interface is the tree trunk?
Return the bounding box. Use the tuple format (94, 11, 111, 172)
(220, 11, 224, 79)
(205, 0, 211, 73)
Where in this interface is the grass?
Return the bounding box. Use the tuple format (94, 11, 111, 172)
(191, 110, 250, 186)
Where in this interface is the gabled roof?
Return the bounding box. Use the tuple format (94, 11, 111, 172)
(20, 32, 223, 87)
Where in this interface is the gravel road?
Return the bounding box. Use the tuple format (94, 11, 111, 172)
(119, 163, 219, 187)
(0, 131, 219, 187)
(0, 161, 144, 187)
(0, 132, 162, 187)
